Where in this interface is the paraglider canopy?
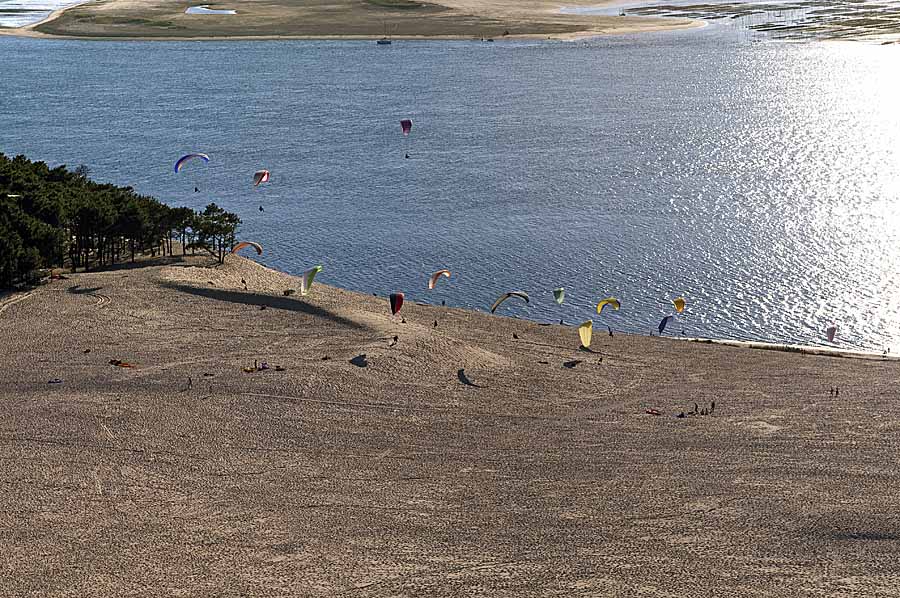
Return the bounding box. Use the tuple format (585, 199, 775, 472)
(231, 241, 263, 255)
(428, 270, 450, 290)
(301, 266, 323, 296)
(826, 324, 837, 343)
(578, 320, 593, 349)
(490, 291, 529, 314)
(673, 297, 686, 314)
(596, 297, 621, 315)
(658, 315, 674, 335)
(390, 292, 404, 315)
(553, 288, 565, 305)
(400, 119, 412, 136)
(174, 153, 209, 173)
(253, 170, 270, 186)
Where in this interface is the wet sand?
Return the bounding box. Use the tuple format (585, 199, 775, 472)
(2, 254, 900, 595)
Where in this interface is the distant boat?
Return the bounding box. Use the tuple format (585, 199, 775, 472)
(377, 22, 392, 45)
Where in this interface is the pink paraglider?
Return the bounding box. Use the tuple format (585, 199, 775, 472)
(400, 119, 412, 136)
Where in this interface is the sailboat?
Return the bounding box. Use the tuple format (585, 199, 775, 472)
(376, 22, 392, 45)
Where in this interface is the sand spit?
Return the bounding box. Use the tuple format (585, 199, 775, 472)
(0, 0, 699, 40)
(2, 254, 900, 595)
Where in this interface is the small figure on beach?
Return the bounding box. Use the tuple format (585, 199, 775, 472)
(405, 153, 410, 159)
(259, 205, 264, 212)
(187, 377, 192, 389)
(194, 187, 199, 193)
(608, 326, 613, 337)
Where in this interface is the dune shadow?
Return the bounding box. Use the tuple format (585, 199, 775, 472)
(830, 530, 900, 542)
(92, 254, 191, 273)
(160, 281, 368, 331)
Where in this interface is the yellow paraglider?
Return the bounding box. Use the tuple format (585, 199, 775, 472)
(578, 320, 593, 349)
(673, 297, 686, 313)
(596, 297, 620, 315)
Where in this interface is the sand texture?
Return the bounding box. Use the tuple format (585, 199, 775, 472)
(2, 254, 900, 595)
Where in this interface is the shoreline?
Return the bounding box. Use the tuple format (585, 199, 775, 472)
(2, 256, 887, 361)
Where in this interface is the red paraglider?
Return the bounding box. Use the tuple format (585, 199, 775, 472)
(253, 170, 270, 187)
(400, 119, 412, 136)
(390, 292, 404, 315)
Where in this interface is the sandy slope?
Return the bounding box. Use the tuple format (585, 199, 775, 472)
(2, 254, 900, 596)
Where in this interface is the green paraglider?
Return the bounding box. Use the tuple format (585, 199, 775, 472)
(300, 266, 322, 296)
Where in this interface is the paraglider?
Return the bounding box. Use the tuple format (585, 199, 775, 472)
(253, 170, 270, 186)
(300, 266, 322, 296)
(490, 291, 529, 314)
(428, 270, 450, 290)
(673, 297, 686, 314)
(231, 241, 263, 256)
(174, 153, 209, 173)
(578, 320, 593, 349)
(658, 315, 674, 335)
(400, 119, 412, 136)
(390, 292, 404, 315)
(553, 288, 565, 305)
(826, 324, 837, 343)
(596, 297, 621, 315)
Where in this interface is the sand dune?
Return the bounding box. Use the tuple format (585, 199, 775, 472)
(2, 254, 899, 595)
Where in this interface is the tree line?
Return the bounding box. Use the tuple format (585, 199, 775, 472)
(0, 153, 240, 288)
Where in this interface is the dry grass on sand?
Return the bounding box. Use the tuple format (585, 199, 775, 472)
(2, 254, 900, 595)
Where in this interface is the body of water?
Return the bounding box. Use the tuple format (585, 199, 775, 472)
(2, 26, 899, 350)
(0, 0, 85, 28)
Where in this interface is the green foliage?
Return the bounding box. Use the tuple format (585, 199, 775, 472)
(0, 152, 240, 288)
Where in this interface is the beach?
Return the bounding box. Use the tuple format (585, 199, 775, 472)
(3, 253, 899, 595)
(1, 0, 700, 39)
